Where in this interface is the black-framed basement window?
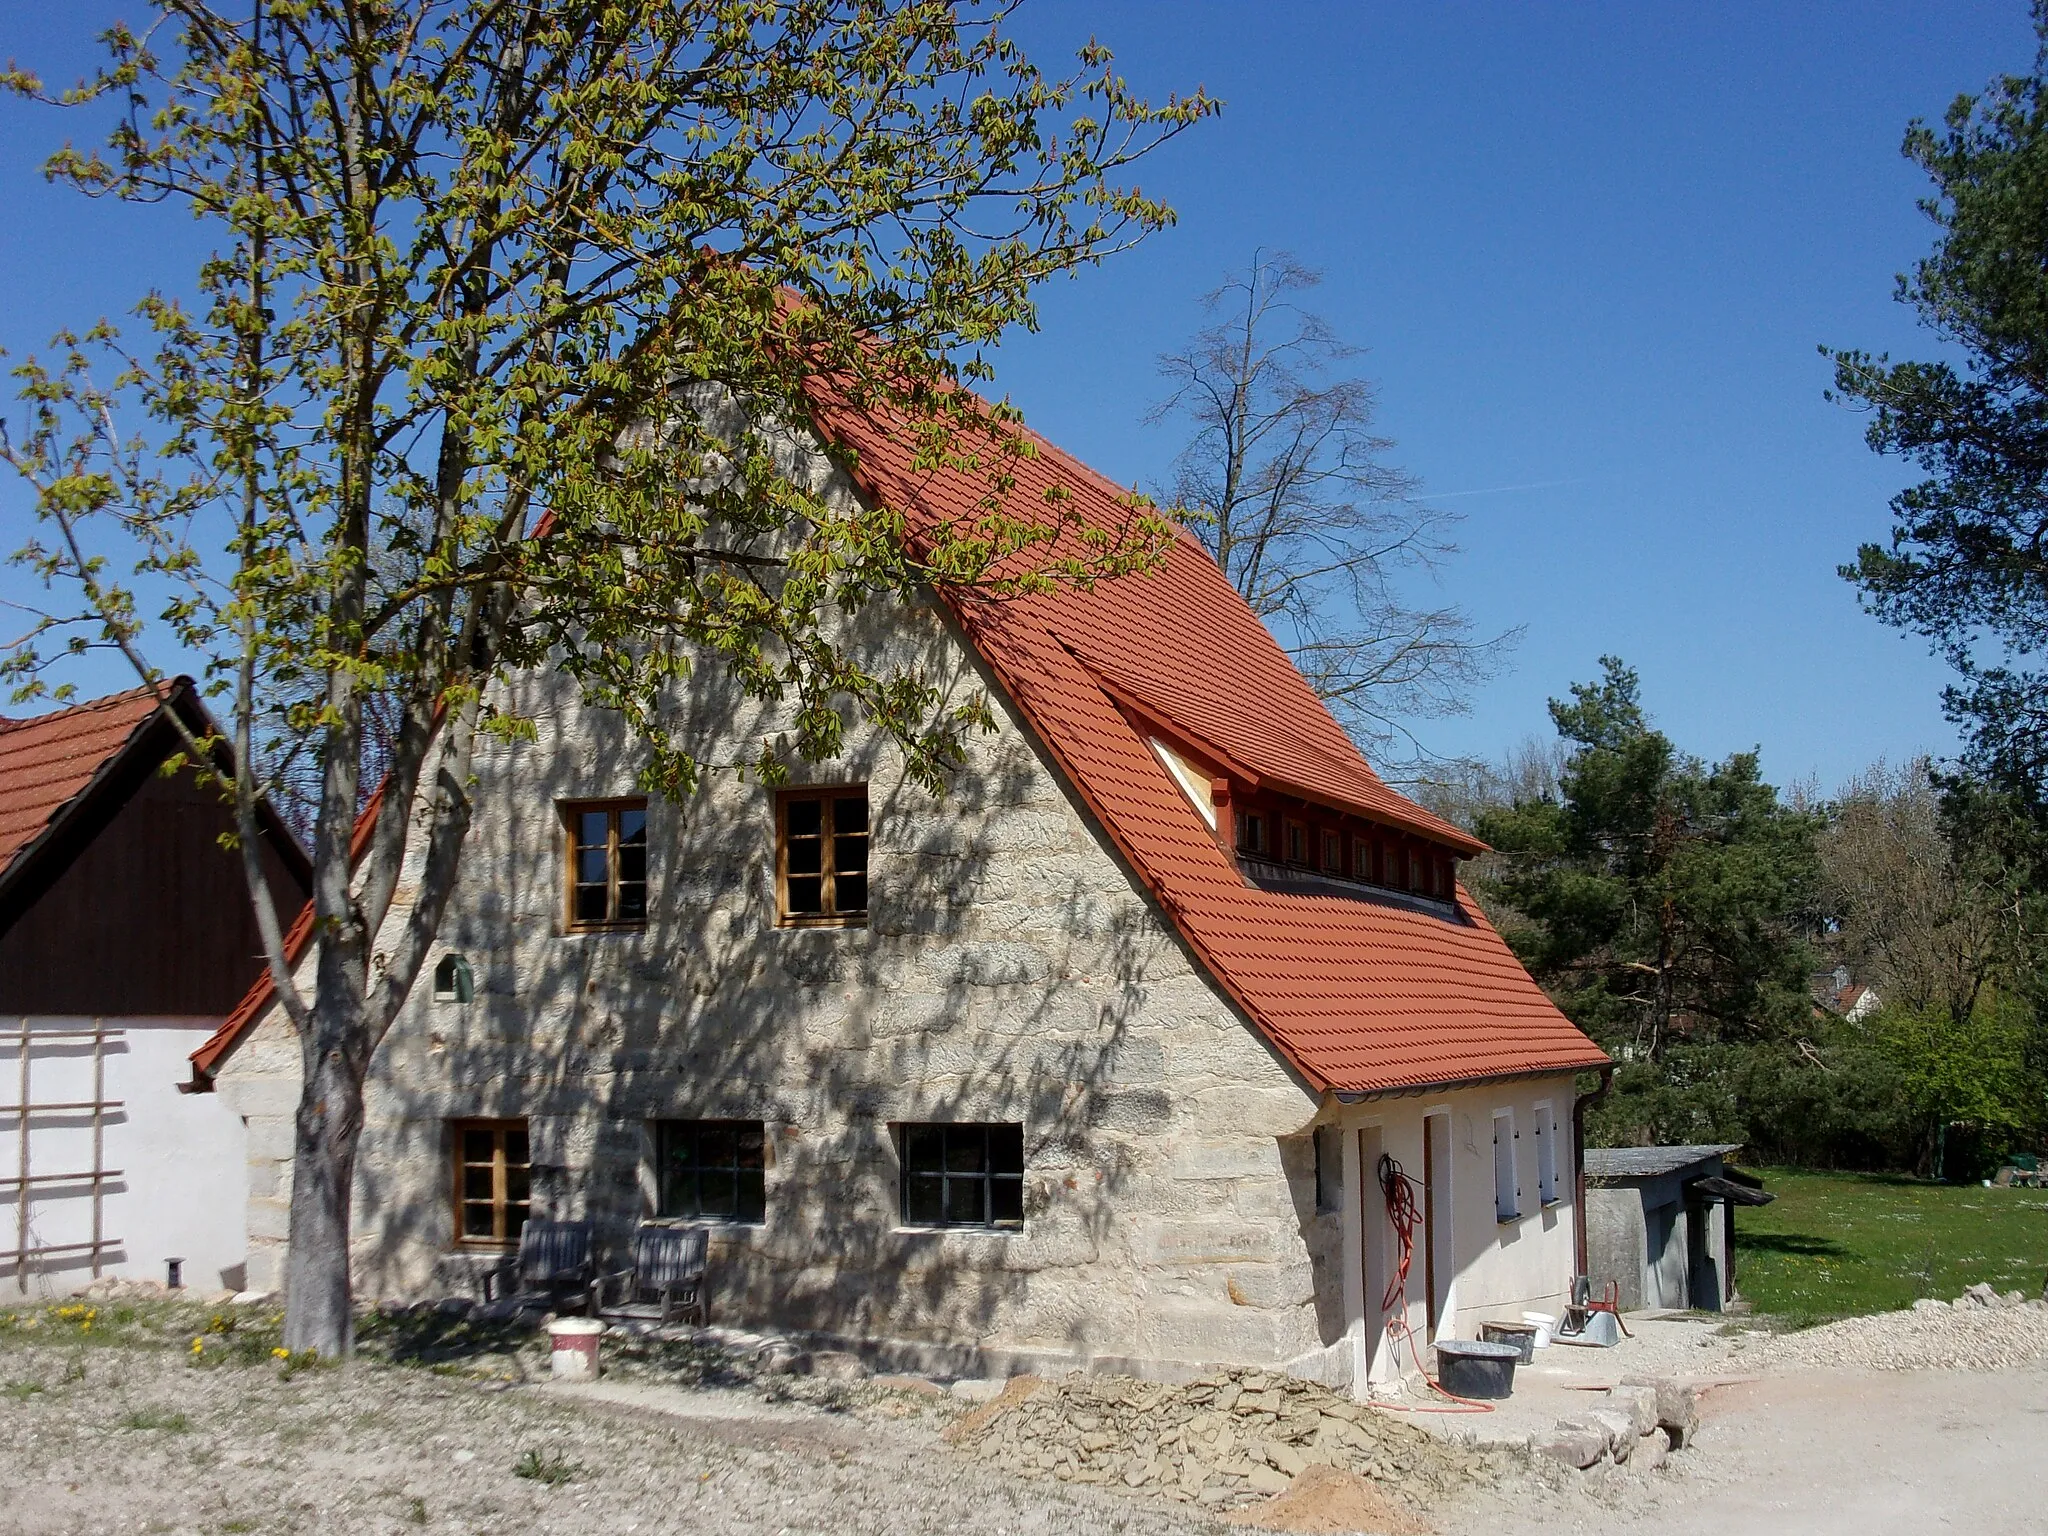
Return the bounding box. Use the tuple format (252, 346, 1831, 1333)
(899, 1123, 1024, 1229)
(655, 1119, 767, 1224)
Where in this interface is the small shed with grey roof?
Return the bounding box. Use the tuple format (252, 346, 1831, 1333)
(1582, 1144, 1771, 1312)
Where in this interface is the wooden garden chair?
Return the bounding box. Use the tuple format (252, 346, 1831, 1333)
(481, 1218, 597, 1314)
(598, 1224, 709, 1327)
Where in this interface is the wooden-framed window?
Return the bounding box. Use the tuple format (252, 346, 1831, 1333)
(655, 1119, 767, 1224)
(1238, 812, 1267, 855)
(1285, 819, 1308, 866)
(898, 1122, 1024, 1230)
(1354, 837, 1375, 883)
(776, 787, 869, 925)
(1321, 829, 1343, 873)
(453, 1119, 530, 1247)
(563, 799, 648, 930)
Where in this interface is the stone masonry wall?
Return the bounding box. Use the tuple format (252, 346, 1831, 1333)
(218, 562, 1340, 1375)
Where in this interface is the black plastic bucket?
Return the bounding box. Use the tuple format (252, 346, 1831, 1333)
(1478, 1321, 1538, 1364)
(1433, 1338, 1520, 1399)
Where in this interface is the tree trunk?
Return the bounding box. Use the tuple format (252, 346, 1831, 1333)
(282, 1015, 367, 1357)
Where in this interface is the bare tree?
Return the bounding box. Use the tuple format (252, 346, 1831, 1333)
(1150, 252, 1517, 767)
(1820, 758, 1999, 1021)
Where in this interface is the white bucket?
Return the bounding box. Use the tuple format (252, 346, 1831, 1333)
(547, 1317, 605, 1381)
(1521, 1311, 1556, 1349)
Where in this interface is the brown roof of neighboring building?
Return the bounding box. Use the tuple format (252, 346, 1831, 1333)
(0, 681, 181, 885)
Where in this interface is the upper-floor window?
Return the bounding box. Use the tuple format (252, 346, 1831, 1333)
(1239, 812, 1267, 855)
(563, 799, 647, 930)
(777, 787, 869, 925)
(1321, 830, 1343, 874)
(1285, 819, 1308, 865)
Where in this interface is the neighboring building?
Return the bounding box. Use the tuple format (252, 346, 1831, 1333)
(193, 397, 1608, 1390)
(1814, 964, 1881, 1023)
(0, 679, 310, 1294)
(1582, 1145, 1771, 1312)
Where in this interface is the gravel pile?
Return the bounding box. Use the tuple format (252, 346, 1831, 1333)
(942, 1367, 1499, 1514)
(1745, 1288, 2048, 1372)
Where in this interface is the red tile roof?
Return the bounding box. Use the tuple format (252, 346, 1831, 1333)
(810, 392, 1606, 1094)
(188, 787, 382, 1083)
(0, 680, 181, 887)
(192, 384, 1605, 1097)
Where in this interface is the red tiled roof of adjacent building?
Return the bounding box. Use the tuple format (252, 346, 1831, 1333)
(809, 389, 1607, 1094)
(0, 680, 181, 888)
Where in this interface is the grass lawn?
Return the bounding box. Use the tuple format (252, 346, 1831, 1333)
(1733, 1166, 2048, 1326)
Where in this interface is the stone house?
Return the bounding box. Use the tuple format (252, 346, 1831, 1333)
(187, 394, 1608, 1390)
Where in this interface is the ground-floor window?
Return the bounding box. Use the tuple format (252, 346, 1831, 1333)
(1534, 1101, 1559, 1205)
(898, 1122, 1024, 1229)
(454, 1119, 530, 1246)
(655, 1119, 767, 1224)
(1492, 1110, 1520, 1223)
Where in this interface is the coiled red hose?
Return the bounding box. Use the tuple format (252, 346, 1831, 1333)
(1373, 1152, 1493, 1413)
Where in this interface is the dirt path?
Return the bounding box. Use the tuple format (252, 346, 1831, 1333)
(1447, 1366, 2048, 1536)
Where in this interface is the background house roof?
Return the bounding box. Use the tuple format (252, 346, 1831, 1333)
(810, 391, 1608, 1095)
(0, 681, 178, 888)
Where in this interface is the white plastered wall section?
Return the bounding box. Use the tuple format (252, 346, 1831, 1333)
(213, 420, 1368, 1377)
(1327, 1072, 1581, 1394)
(4, 1016, 248, 1295)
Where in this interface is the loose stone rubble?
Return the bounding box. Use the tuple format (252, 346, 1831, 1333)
(1532, 1376, 1697, 1472)
(942, 1368, 1499, 1514)
(1746, 1289, 2048, 1373)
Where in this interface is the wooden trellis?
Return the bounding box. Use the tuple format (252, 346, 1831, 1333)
(0, 1020, 124, 1293)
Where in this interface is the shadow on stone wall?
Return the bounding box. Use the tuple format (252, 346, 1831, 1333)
(347, 606, 1216, 1362)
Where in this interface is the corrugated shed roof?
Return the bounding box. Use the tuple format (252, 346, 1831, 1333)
(1584, 1145, 1742, 1180)
(0, 681, 177, 886)
(810, 389, 1607, 1094)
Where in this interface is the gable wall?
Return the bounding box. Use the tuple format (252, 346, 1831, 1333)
(0, 753, 307, 1016)
(219, 597, 1351, 1374)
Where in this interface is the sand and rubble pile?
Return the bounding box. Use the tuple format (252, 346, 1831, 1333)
(1746, 1287, 2048, 1372)
(943, 1368, 1496, 1514)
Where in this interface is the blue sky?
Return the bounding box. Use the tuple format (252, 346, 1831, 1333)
(0, 2, 2036, 790)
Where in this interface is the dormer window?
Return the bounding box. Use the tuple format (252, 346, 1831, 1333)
(1322, 830, 1343, 873)
(1239, 813, 1267, 855)
(1285, 820, 1308, 866)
